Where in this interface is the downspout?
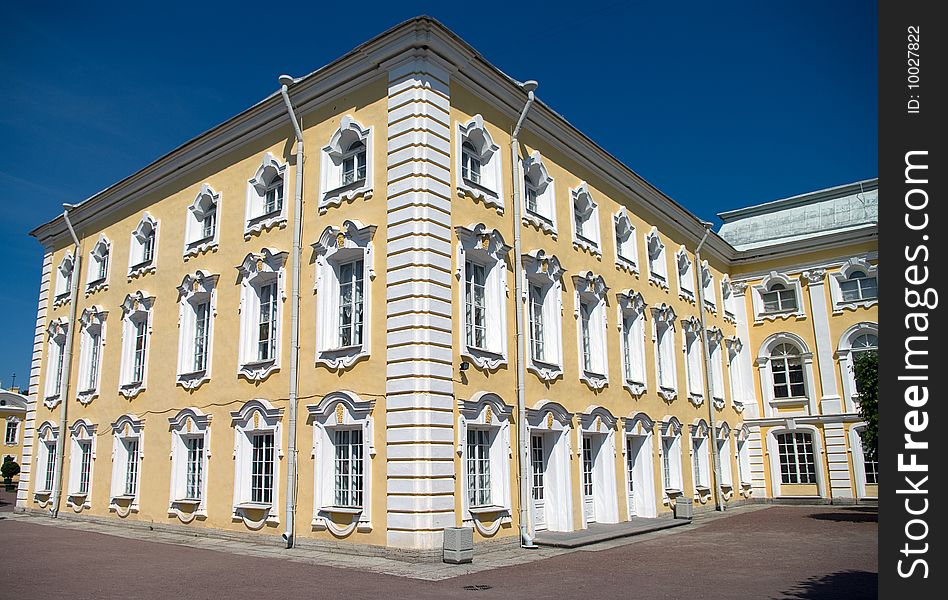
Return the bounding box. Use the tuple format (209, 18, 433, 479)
(510, 80, 538, 549)
(51, 206, 82, 517)
(694, 222, 724, 511)
(278, 76, 304, 548)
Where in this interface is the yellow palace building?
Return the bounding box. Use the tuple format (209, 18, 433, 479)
(16, 17, 877, 551)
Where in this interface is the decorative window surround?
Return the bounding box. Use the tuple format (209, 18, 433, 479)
(700, 260, 716, 313)
(319, 116, 374, 213)
(118, 291, 155, 399)
(849, 422, 877, 499)
(67, 419, 97, 510)
(720, 276, 736, 323)
(4, 417, 19, 446)
(86, 235, 111, 295)
(715, 422, 734, 493)
(54, 251, 75, 306)
(645, 227, 668, 290)
(312, 220, 377, 371)
(525, 400, 576, 532)
(109, 413, 144, 515)
(457, 392, 513, 536)
(456, 115, 503, 213)
(752, 271, 806, 323)
(456, 224, 511, 371)
(735, 424, 753, 494)
(622, 412, 658, 519)
(245, 152, 288, 239)
(44, 318, 69, 408)
(613, 208, 638, 274)
(651, 304, 678, 401)
(689, 420, 712, 502)
(33, 422, 59, 505)
(168, 408, 212, 521)
(724, 335, 747, 412)
(231, 399, 283, 528)
(521, 151, 557, 236)
(837, 322, 879, 413)
(617, 290, 647, 396)
(764, 423, 827, 499)
(184, 184, 221, 260)
(77, 306, 107, 405)
(681, 317, 704, 407)
(707, 327, 726, 409)
(236, 248, 288, 382)
(756, 332, 818, 417)
(658, 416, 683, 503)
(570, 183, 602, 257)
(576, 405, 620, 527)
(176, 271, 219, 390)
(128, 213, 159, 278)
(307, 390, 376, 536)
(573, 271, 609, 390)
(522, 249, 565, 382)
(675, 245, 695, 303)
(829, 257, 879, 314)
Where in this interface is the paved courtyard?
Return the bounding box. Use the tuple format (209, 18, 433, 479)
(0, 491, 876, 599)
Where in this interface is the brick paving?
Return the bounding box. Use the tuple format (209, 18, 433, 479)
(0, 493, 877, 599)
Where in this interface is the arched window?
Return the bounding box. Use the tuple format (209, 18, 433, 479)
(838, 323, 878, 408)
(246, 153, 288, 237)
(319, 115, 374, 212)
(771, 343, 806, 398)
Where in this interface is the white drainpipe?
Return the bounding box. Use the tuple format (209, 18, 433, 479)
(278, 76, 304, 547)
(50, 206, 82, 517)
(510, 80, 538, 549)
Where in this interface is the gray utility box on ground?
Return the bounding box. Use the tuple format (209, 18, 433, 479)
(443, 527, 474, 564)
(674, 498, 694, 520)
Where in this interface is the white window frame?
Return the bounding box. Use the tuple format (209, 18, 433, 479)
(457, 393, 513, 536)
(715, 422, 734, 490)
(830, 257, 879, 313)
(849, 423, 878, 499)
(77, 306, 107, 405)
(521, 151, 557, 236)
(725, 336, 748, 411)
(681, 317, 704, 407)
(570, 182, 601, 257)
(312, 220, 377, 371)
(4, 417, 19, 446)
(236, 248, 287, 381)
(245, 152, 288, 238)
(456, 224, 510, 370)
(573, 271, 609, 390)
(765, 425, 826, 498)
(168, 408, 212, 519)
(622, 412, 658, 519)
(752, 271, 805, 322)
(176, 271, 219, 390)
(67, 419, 97, 509)
(44, 318, 69, 407)
(689, 420, 711, 498)
(707, 327, 726, 408)
(721, 275, 736, 323)
(109, 414, 144, 513)
(652, 304, 678, 401)
(658, 417, 683, 500)
(118, 292, 154, 399)
(700, 260, 716, 312)
(184, 184, 221, 259)
(617, 290, 647, 396)
(837, 322, 879, 413)
(86, 235, 111, 294)
(456, 115, 504, 213)
(613, 208, 638, 273)
(576, 406, 620, 527)
(231, 399, 283, 526)
(645, 226, 669, 289)
(756, 332, 818, 416)
(128, 213, 159, 278)
(54, 251, 75, 306)
(735, 425, 753, 487)
(308, 391, 375, 536)
(525, 400, 576, 531)
(675, 245, 695, 303)
(522, 250, 565, 382)
(319, 115, 374, 213)
(33, 422, 58, 500)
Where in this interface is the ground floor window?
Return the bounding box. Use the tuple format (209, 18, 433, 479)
(531, 434, 545, 501)
(467, 429, 491, 507)
(186, 437, 204, 500)
(776, 432, 816, 484)
(863, 452, 878, 485)
(123, 439, 140, 496)
(44, 441, 56, 491)
(333, 429, 363, 508)
(79, 441, 92, 495)
(251, 433, 274, 504)
(582, 437, 594, 497)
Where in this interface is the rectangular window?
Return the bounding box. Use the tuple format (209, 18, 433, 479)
(461, 145, 481, 185)
(467, 429, 491, 507)
(251, 433, 274, 504)
(574, 206, 586, 241)
(864, 454, 878, 485)
(45, 441, 56, 491)
(265, 178, 283, 214)
(333, 429, 364, 508)
(762, 287, 797, 313)
(341, 144, 366, 186)
(131, 320, 147, 384)
(580, 302, 592, 373)
(582, 436, 593, 497)
(87, 332, 101, 391)
(526, 186, 539, 215)
(202, 207, 217, 240)
(338, 259, 364, 348)
(662, 437, 675, 489)
(124, 439, 139, 497)
(257, 283, 278, 361)
(531, 434, 545, 501)
(777, 432, 816, 484)
(142, 232, 155, 264)
(79, 441, 92, 495)
(185, 437, 204, 500)
(692, 438, 703, 487)
(622, 317, 633, 383)
(465, 261, 487, 350)
(529, 285, 545, 362)
(54, 341, 65, 396)
(626, 437, 636, 494)
(4, 421, 17, 445)
(193, 301, 210, 372)
(98, 252, 109, 281)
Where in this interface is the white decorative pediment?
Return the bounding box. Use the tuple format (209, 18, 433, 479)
(521, 151, 557, 236)
(184, 184, 221, 259)
(624, 411, 655, 436)
(245, 152, 288, 238)
(570, 182, 601, 257)
(128, 213, 159, 278)
(320, 115, 374, 213)
(613, 208, 638, 273)
(646, 227, 668, 289)
(457, 115, 503, 212)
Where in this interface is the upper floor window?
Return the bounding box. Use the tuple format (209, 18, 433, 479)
(119, 292, 154, 399)
(721, 276, 737, 322)
(231, 399, 283, 526)
(771, 343, 805, 399)
(618, 291, 647, 396)
(707, 328, 726, 408)
(521, 151, 557, 235)
(5, 418, 19, 445)
(77, 307, 107, 405)
(838, 323, 879, 406)
(54, 252, 75, 304)
(645, 227, 668, 289)
(652, 305, 678, 401)
(752, 271, 805, 322)
(128, 213, 158, 277)
(237, 249, 287, 381)
(830, 257, 879, 312)
(184, 184, 221, 259)
(725, 336, 746, 409)
(574, 271, 609, 390)
(614, 209, 638, 273)
(700, 260, 716, 311)
(456, 115, 503, 212)
(523, 250, 565, 382)
(313, 221, 377, 371)
(44, 318, 69, 406)
(245, 153, 288, 238)
(762, 283, 796, 313)
(456, 224, 510, 371)
(87, 235, 111, 292)
(176, 272, 218, 390)
(682, 317, 704, 406)
(319, 116, 374, 213)
(675, 245, 695, 302)
(570, 183, 601, 256)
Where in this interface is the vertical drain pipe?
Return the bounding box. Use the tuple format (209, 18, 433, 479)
(510, 80, 538, 549)
(50, 205, 82, 517)
(278, 75, 304, 548)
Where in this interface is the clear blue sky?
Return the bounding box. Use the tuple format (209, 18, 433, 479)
(0, 1, 877, 389)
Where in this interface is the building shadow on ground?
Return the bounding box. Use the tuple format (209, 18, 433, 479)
(807, 506, 878, 523)
(779, 570, 877, 599)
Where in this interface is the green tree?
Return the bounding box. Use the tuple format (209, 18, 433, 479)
(2, 455, 21, 485)
(854, 350, 878, 460)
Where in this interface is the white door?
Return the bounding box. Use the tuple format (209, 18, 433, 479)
(531, 434, 547, 530)
(626, 435, 637, 517)
(582, 436, 595, 522)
